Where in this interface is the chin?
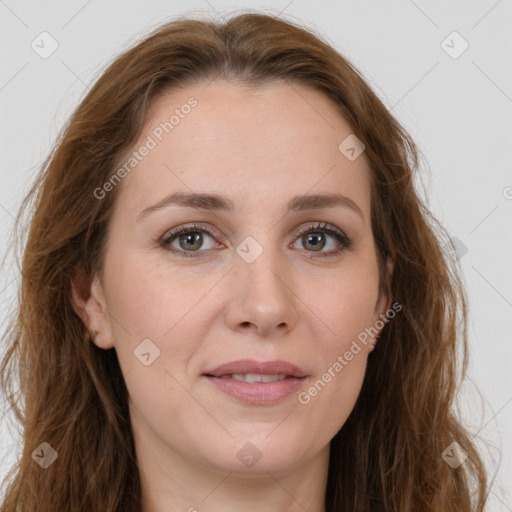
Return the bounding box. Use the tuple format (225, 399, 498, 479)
(198, 434, 308, 476)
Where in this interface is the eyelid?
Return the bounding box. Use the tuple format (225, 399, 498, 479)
(294, 222, 351, 245)
(160, 222, 227, 244)
(157, 221, 352, 258)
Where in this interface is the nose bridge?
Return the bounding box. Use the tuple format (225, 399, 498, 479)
(226, 231, 298, 335)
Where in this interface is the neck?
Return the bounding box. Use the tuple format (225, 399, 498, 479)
(135, 423, 330, 512)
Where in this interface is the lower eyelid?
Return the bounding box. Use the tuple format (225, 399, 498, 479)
(160, 225, 351, 258)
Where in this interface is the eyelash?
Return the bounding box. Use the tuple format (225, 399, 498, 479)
(157, 222, 353, 259)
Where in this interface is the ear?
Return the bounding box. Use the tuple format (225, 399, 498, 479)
(368, 257, 394, 353)
(70, 269, 115, 349)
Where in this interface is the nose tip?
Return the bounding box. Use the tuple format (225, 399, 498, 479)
(239, 317, 288, 336)
(225, 257, 298, 337)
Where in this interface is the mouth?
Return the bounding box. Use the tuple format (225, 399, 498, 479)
(202, 359, 308, 404)
(212, 373, 292, 383)
(203, 359, 307, 378)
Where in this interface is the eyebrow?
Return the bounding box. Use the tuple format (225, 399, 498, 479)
(136, 191, 364, 222)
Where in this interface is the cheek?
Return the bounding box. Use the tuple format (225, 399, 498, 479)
(123, 359, 209, 467)
(296, 264, 379, 423)
(295, 306, 374, 443)
(311, 259, 380, 348)
(106, 245, 216, 332)
(104, 250, 220, 379)
(107, 258, 214, 451)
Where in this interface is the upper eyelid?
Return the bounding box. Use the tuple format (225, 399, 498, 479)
(160, 221, 348, 245)
(158, 222, 353, 261)
(162, 223, 225, 241)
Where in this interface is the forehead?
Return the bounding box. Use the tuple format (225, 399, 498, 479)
(114, 79, 371, 220)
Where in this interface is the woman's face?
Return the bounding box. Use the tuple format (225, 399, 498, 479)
(79, 80, 392, 477)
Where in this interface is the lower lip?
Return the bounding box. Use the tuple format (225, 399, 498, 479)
(204, 375, 307, 404)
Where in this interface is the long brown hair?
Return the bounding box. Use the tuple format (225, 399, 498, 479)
(1, 11, 491, 511)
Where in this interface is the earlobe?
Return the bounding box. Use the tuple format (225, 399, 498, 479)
(382, 256, 395, 313)
(369, 256, 395, 353)
(70, 270, 115, 350)
(377, 256, 394, 314)
(387, 257, 394, 285)
(368, 337, 378, 353)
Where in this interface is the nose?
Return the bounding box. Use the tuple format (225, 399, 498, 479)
(224, 245, 298, 337)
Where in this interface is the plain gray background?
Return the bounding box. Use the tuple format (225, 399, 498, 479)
(1, 0, 511, 508)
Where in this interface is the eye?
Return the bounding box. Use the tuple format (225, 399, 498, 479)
(291, 222, 352, 259)
(158, 221, 352, 259)
(158, 223, 221, 257)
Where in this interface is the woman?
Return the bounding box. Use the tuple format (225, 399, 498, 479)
(0, 11, 489, 511)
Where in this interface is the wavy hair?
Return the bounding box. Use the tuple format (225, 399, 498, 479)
(1, 11, 490, 511)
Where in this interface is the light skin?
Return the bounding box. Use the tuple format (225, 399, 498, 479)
(72, 79, 393, 512)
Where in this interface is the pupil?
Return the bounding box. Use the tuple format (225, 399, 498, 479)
(305, 233, 324, 251)
(180, 232, 202, 250)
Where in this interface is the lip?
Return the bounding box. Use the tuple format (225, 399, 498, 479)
(202, 359, 309, 405)
(203, 359, 307, 378)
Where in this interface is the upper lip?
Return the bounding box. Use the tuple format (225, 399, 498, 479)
(203, 359, 307, 378)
